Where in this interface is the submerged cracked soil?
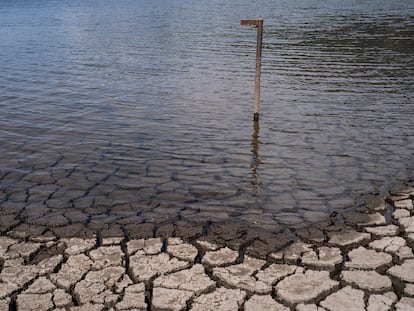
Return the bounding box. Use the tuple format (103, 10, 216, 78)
(0, 183, 414, 310)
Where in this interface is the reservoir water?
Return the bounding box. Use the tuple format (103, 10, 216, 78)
(0, 0, 413, 232)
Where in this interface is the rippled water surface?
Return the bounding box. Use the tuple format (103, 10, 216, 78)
(1, 0, 413, 229)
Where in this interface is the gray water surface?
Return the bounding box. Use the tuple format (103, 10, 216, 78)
(1, 0, 413, 229)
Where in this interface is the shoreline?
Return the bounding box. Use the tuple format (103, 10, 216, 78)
(1, 182, 414, 310)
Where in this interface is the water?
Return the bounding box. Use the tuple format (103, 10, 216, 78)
(0, 0, 413, 231)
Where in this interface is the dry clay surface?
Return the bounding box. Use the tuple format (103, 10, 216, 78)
(1, 187, 414, 310)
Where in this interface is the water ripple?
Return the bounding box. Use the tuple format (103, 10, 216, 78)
(0, 0, 413, 228)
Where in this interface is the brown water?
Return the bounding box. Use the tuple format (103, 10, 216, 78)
(0, 0, 413, 233)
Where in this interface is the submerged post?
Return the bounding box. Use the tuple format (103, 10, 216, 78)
(240, 18, 263, 121)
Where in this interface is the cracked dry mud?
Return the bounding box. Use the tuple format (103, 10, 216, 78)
(0, 185, 414, 310)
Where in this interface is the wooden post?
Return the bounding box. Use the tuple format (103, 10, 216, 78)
(240, 18, 263, 121)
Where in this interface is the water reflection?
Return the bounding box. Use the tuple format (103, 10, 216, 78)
(0, 0, 413, 229)
(251, 120, 261, 196)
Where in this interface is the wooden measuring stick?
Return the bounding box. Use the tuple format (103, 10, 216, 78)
(240, 18, 263, 121)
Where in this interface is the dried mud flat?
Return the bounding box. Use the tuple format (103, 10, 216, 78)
(0, 182, 414, 310)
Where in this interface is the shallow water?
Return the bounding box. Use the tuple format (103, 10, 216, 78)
(1, 0, 413, 229)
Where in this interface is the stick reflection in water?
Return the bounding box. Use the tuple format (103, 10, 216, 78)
(251, 119, 261, 196)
